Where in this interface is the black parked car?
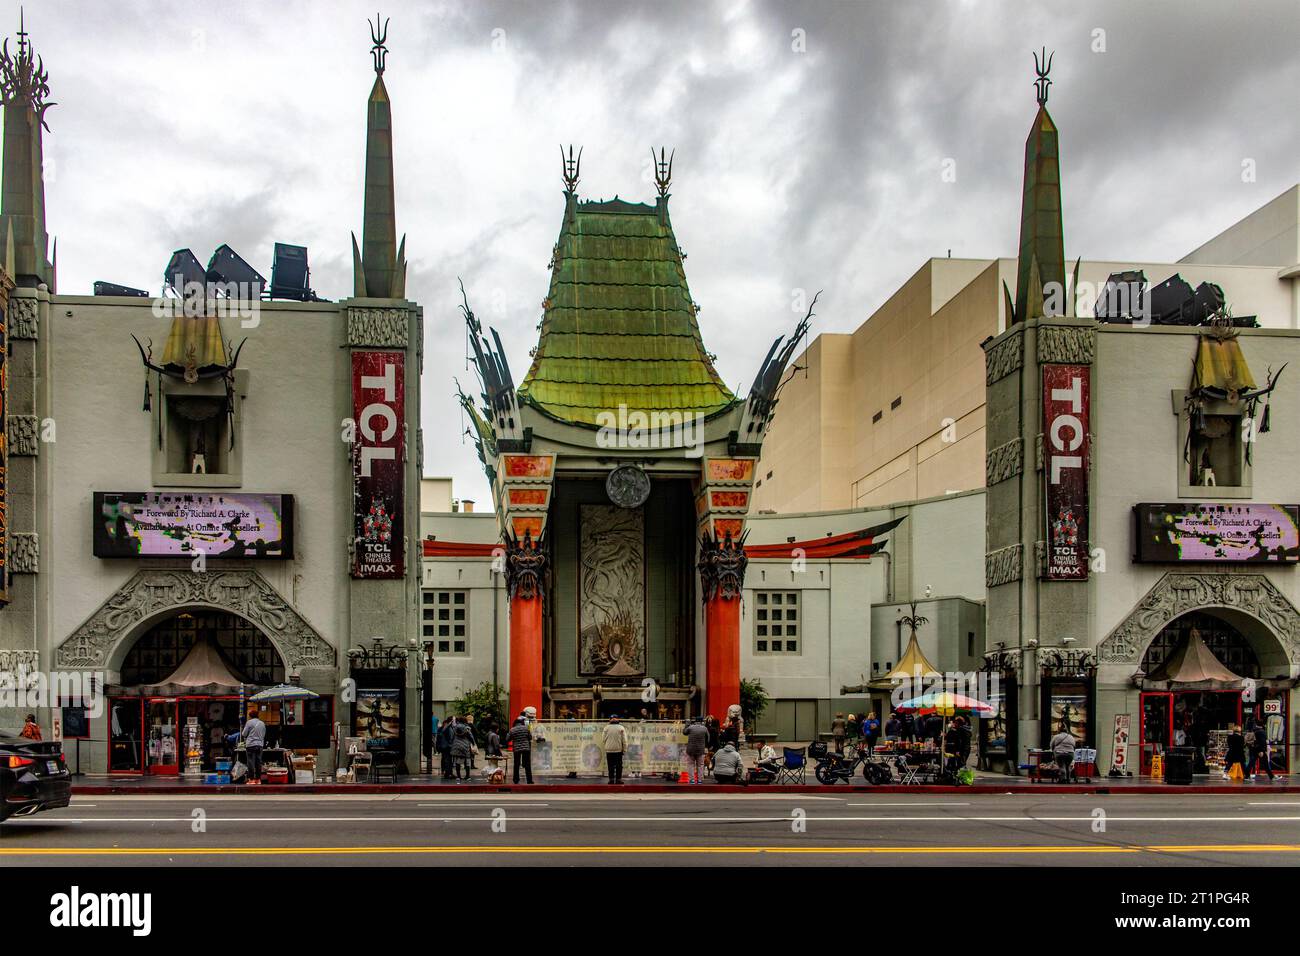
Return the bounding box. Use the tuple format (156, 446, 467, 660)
(0, 732, 71, 821)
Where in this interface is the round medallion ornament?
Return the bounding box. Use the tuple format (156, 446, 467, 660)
(606, 465, 651, 509)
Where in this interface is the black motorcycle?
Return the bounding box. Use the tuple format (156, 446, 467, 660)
(810, 740, 891, 785)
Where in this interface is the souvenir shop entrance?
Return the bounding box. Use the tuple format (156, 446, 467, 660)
(109, 696, 243, 775)
(1135, 611, 1290, 775)
(106, 609, 286, 776)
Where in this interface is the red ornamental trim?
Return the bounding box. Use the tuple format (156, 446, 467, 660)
(504, 455, 554, 478)
(508, 488, 549, 506)
(710, 490, 749, 509)
(422, 540, 499, 558)
(743, 517, 905, 561)
(706, 458, 755, 482)
(511, 515, 544, 539)
(1042, 364, 1090, 580)
(711, 517, 744, 540)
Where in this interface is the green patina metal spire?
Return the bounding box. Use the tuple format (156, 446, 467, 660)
(0, 8, 55, 288)
(516, 147, 738, 428)
(1012, 49, 1064, 324)
(353, 14, 406, 299)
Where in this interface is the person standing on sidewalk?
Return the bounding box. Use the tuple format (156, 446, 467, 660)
(1049, 724, 1075, 784)
(863, 712, 881, 754)
(831, 712, 847, 753)
(241, 711, 267, 785)
(436, 715, 455, 780)
(450, 716, 475, 781)
(944, 716, 972, 777)
(506, 716, 534, 784)
(684, 717, 709, 784)
(1223, 724, 1247, 780)
(603, 715, 627, 784)
(884, 711, 901, 742)
(1246, 715, 1274, 781)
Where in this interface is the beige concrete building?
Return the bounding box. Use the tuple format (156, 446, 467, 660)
(752, 185, 1300, 514)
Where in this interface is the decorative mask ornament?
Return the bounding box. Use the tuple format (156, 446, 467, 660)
(698, 529, 748, 602)
(505, 528, 547, 601)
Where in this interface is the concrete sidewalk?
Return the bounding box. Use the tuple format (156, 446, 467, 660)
(69, 768, 1296, 796)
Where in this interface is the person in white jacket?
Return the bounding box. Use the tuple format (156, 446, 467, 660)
(603, 716, 627, 784)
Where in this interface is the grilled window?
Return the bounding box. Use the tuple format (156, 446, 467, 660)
(754, 591, 800, 654)
(422, 590, 469, 655)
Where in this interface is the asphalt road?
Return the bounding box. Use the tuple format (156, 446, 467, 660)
(4, 792, 1300, 866)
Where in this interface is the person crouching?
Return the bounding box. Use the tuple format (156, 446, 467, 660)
(712, 741, 746, 785)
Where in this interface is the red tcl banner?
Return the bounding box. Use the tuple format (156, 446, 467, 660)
(352, 351, 406, 579)
(1042, 364, 1090, 580)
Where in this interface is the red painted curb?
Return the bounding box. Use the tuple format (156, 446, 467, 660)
(69, 783, 1300, 796)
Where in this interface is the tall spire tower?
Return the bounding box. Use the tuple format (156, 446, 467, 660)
(0, 8, 55, 288)
(1011, 49, 1065, 324)
(352, 14, 406, 299)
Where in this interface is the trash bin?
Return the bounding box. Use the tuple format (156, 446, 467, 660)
(1164, 747, 1194, 785)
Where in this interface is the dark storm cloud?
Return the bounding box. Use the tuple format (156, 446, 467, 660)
(23, 0, 1299, 502)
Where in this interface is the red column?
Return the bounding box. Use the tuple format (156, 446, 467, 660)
(705, 594, 741, 717)
(508, 593, 544, 720)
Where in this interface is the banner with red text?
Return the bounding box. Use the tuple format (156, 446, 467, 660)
(351, 351, 405, 579)
(1042, 364, 1090, 580)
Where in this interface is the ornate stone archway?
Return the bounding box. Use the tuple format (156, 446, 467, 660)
(56, 570, 335, 671)
(1097, 573, 1300, 665)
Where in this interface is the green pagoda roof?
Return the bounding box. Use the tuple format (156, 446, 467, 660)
(517, 195, 739, 427)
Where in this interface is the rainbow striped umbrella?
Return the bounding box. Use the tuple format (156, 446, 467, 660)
(895, 691, 994, 718)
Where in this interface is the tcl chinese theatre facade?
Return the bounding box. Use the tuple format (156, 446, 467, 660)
(453, 151, 825, 721)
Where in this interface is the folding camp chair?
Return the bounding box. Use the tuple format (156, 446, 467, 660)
(775, 746, 807, 785)
(895, 753, 920, 785)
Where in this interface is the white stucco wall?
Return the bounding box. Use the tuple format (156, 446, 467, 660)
(1091, 325, 1300, 650)
(48, 296, 354, 661)
(419, 511, 507, 705)
(741, 558, 878, 702)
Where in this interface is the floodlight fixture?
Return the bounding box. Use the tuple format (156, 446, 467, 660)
(206, 244, 266, 298)
(163, 248, 207, 297)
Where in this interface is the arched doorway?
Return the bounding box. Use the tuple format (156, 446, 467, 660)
(1138, 610, 1288, 775)
(109, 610, 286, 775)
(120, 611, 285, 686)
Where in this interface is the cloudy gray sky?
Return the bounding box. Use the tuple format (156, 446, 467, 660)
(28, 0, 1300, 503)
